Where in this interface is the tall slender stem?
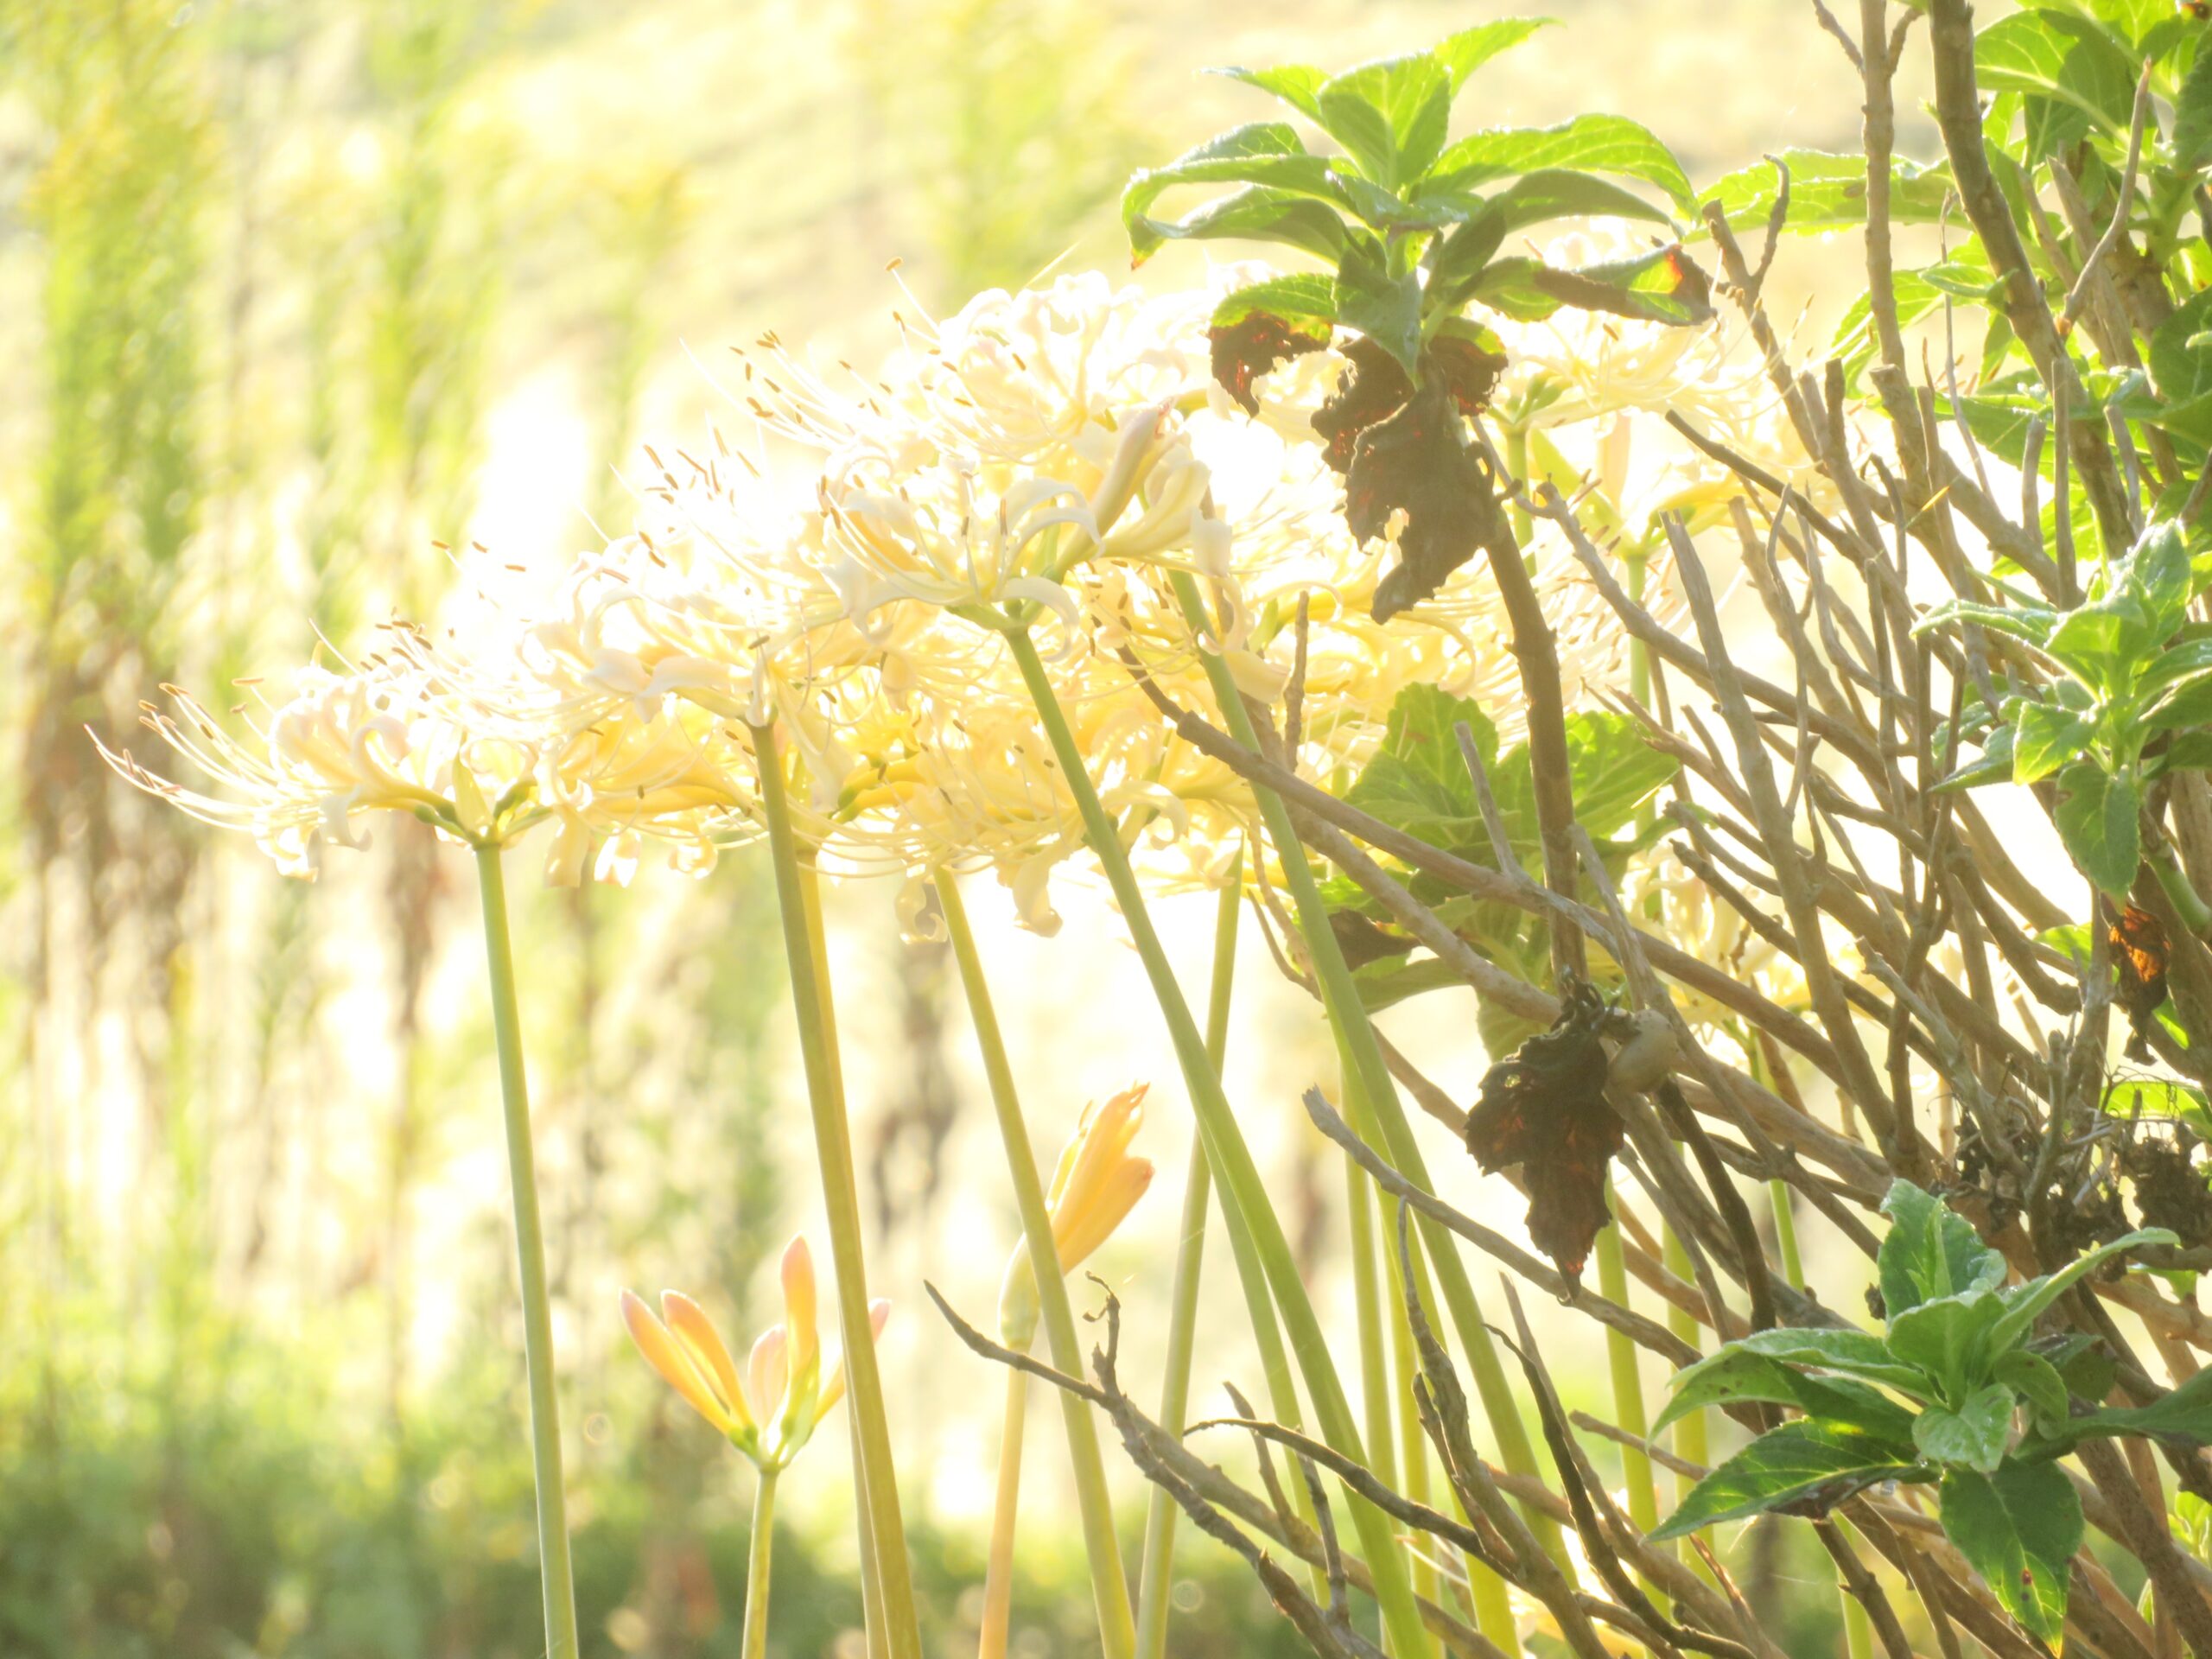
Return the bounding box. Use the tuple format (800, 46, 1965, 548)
(473, 844, 580, 1659)
(978, 1369, 1028, 1659)
(742, 1465, 779, 1659)
(1006, 627, 1433, 1659)
(802, 867, 887, 1659)
(938, 874, 1136, 1659)
(1163, 570, 1563, 1573)
(752, 722, 923, 1659)
(1594, 1189, 1657, 1605)
(1343, 1055, 1398, 1502)
(1133, 859, 1243, 1659)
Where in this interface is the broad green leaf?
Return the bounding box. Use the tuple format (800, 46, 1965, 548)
(1992, 1350, 2071, 1433)
(1448, 168, 1675, 240)
(1888, 1290, 2006, 1402)
(1935, 722, 2016, 794)
(1654, 1345, 1918, 1440)
(1650, 1421, 1925, 1540)
(1342, 684, 1489, 846)
(2134, 637, 2212, 702)
(1913, 599, 2059, 649)
(2012, 701, 2097, 785)
(1427, 213, 1510, 305)
(2147, 289, 2212, 448)
(1977, 10, 2138, 144)
(2178, 36, 2212, 166)
(1315, 54, 1451, 188)
(1564, 711, 1678, 840)
(1698, 149, 1951, 235)
(2102, 1077, 2212, 1140)
(1334, 243, 1423, 378)
(1126, 185, 1353, 266)
(1423, 114, 1694, 209)
(1432, 18, 1556, 90)
(1211, 64, 1327, 123)
(1123, 127, 1357, 262)
(1987, 1225, 2178, 1355)
(1879, 1180, 2007, 1318)
(2069, 1366, 2212, 1445)
(2122, 520, 2192, 640)
(2047, 588, 2159, 690)
(1939, 1462, 2082, 1642)
(1211, 273, 1339, 329)
(1466, 256, 1562, 321)
(2054, 762, 2142, 897)
(1708, 1325, 1932, 1395)
(1530, 245, 1713, 327)
(1912, 1383, 2017, 1473)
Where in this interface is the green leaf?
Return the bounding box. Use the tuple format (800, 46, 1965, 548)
(1992, 1350, 2071, 1433)
(1128, 183, 1355, 267)
(1122, 124, 1351, 257)
(1888, 1290, 2006, 1402)
(1703, 1325, 1933, 1396)
(2123, 520, 2192, 641)
(2012, 701, 2097, 785)
(2054, 762, 2143, 897)
(2069, 1367, 2212, 1446)
(1562, 712, 1678, 841)
(1878, 1181, 2007, 1319)
(1913, 1384, 2018, 1473)
(1654, 1345, 1919, 1440)
(2102, 1077, 2212, 1140)
(1432, 18, 1556, 90)
(1910, 597, 2061, 650)
(1341, 684, 1489, 847)
(1987, 1226, 2179, 1357)
(1529, 245, 1713, 327)
(1831, 270, 1944, 391)
(1315, 54, 1451, 189)
(2178, 36, 2212, 166)
(1977, 10, 2138, 149)
(1211, 273, 1340, 329)
(1940, 1462, 2081, 1642)
(1437, 168, 1676, 242)
(1423, 114, 1694, 209)
(1211, 64, 1327, 124)
(1936, 723, 2017, 793)
(1650, 1421, 1926, 1541)
(1697, 150, 1950, 235)
(2147, 289, 2212, 448)
(1334, 244, 1423, 378)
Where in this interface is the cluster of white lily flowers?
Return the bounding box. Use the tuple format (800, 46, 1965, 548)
(102, 236, 1832, 937)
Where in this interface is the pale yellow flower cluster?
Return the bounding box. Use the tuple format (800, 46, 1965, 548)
(101, 257, 1820, 937)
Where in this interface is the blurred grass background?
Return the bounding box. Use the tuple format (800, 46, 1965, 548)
(0, 2, 1912, 1654)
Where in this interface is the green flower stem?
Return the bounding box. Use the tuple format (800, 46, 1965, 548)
(978, 1368, 1027, 1659)
(938, 874, 1137, 1659)
(1134, 860, 1266, 1659)
(1006, 626, 1433, 1659)
(1344, 1065, 1399, 1503)
(753, 722, 923, 1659)
(1383, 1202, 1517, 1655)
(1165, 570, 1563, 1570)
(801, 870, 887, 1659)
(742, 1465, 779, 1659)
(472, 844, 580, 1659)
(1593, 1193, 1657, 1603)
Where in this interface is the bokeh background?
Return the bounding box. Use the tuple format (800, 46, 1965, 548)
(0, 3, 1929, 1654)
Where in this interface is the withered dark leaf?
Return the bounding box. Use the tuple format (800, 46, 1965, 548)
(1310, 336, 1411, 474)
(1350, 378, 1514, 624)
(2110, 902, 2169, 1063)
(1427, 334, 1508, 418)
(1464, 983, 1624, 1289)
(1209, 310, 1332, 416)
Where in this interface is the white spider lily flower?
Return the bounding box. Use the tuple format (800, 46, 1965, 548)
(96, 657, 540, 878)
